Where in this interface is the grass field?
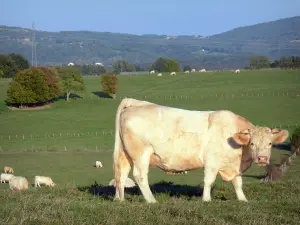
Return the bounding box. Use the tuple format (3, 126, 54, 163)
(0, 70, 300, 224)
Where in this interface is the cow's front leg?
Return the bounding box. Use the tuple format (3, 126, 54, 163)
(232, 175, 248, 202)
(202, 167, 218, 202)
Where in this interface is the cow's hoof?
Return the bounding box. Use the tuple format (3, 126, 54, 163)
(202, 198, 211, 202)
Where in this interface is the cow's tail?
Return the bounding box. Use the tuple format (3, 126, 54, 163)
(113, 97, 152, 162)
(112, 98, 152, 199)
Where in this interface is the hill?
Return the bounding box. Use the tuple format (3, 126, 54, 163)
(0, 16, 300, 70)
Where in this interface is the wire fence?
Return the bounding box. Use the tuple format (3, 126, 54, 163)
(0, 124, 299, 141)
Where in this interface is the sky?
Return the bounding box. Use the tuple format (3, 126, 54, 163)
(1, 0, 300, 36)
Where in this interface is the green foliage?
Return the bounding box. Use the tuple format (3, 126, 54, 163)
(151, 58, 180, 72)
(0, 54, 18, 78)
(36, 67, 62, 99)
(0, 70, 4, 78)
(75, 64, 106, 75)
(57, 67, 85, 101)
(6, 68, 51, 105)
(291, 126, 300, 149)
(100, 72, 118, 98)
(9, 53, 31, 70)
(0, 53, 30, 78)
(248, 56, 270, 69)
(113, 60, 136, 74)
(270, 56, 300, 69)
(183, 65, 192, 71)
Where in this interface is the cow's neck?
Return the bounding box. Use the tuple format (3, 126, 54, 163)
(240, 147, 253, 173)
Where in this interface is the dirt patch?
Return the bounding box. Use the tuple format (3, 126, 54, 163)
(8, 104, 52, 111)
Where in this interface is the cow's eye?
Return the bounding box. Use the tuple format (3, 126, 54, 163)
(269, 142, 272, 145)
(250, 142, 254, 146)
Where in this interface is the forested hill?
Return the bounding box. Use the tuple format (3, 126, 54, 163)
(0, 16, 299, 70)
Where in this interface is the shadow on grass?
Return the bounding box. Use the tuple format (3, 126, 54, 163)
(77, 181, 204, 200)
(5, 93, 83, 108)
(92, 91, 113, 99)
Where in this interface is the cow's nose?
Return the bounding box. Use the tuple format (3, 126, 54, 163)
(258, 156, 268, 163)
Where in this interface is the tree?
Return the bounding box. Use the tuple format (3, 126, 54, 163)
(0, 54, 18, 78)
(183, 65, 192, 71)
(6, 68, 51, 106)
(150, 57, 181, 72)
(248, 56, 270, 69)
(57, 67, 85, 101)
(101, 72, 118, 99)
(36, 67, 62, 99)
(113, 60, 136, 74)
(9, 53, 31, 70)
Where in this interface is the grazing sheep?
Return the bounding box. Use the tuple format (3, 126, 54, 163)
(170, 72, 176, 76)
(4, 166, 14, 174)
(235, 69, 240, 73)
(9, 176, 29, 191)
(0, 173, 14, 183)
(108, 177, 136, 188)
(184, 70, 190, 74)
(96, 161, 103, 168)
(34, 176, 56, 187)
(157, 73, 162, 76)
(150, 70, 155, 74)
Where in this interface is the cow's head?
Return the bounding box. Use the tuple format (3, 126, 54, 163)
(50, 180, 56, 187)
(232, 127, 289, 166)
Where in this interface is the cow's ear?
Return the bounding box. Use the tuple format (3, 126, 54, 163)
(271, 128, 289, 144)
(232, 129, 251, 145)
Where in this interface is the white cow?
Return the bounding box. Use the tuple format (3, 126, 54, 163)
(150, 70, 155, 74)
(235, 69, 240, 73)
(34, 176, 56, 187)
(0, 173, 14, 183)
(109, 177, 136, 188)
(191, 69, 196, 72)
(9, 176, 29, 191)
(96, 161, 103, 168)
(200, 69, 206, 72)
(170, 72, 176, 76)
(184, 70, 190, 74)
(112, 98, 289, 203)
(157, 73, 162, 76)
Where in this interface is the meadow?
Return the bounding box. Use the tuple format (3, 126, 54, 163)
(0, 70, 300, 224)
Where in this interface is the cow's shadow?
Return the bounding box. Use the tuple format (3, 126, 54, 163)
(77, 181, 205, 200)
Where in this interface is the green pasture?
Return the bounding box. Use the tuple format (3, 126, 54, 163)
(0, 70, 300, 224)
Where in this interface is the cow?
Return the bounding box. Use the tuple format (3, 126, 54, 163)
(170, 72, 176, 76)
(157, 73, 162, 77)
(150, 70, 155, 74)
(34, 176, 56, 187)
(112, 98, 289, 203)
(0, 173, 14, 183)
(9, 176, 29, 191)
(109, 177, 136, 188)
(235, 69, 240, 73)
(96, 161, 103, 168)
(199, 69, 206, 72)
(4, 166, 14, 174)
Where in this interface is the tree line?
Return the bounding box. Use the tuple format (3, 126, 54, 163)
(246, 56, 300, 69)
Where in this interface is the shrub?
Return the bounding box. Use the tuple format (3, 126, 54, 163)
(36, 67, 62, 98)
(291, 126, 300, 155)
(101, 72, 118, 99)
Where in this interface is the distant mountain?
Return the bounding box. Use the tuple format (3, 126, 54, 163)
(0, 16, 300, 70)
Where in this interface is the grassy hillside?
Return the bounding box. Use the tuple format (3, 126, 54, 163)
(0, 16, 300, 69)
(0, 70, 300, 224)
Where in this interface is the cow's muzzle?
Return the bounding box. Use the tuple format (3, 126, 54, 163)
(257, 156, 268, 165)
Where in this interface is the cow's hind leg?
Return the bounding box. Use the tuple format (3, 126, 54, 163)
(114, 149, 132, 201)
(232, 175, 248, 202)
(133, 148, 157, 203)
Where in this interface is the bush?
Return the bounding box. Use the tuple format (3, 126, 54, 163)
(150, 57, 181, 72)
(101, 72, 118, 99)
(291, 126, 300, 155)
(6, 68, 51, 106)
(36, 67, 62, 98)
